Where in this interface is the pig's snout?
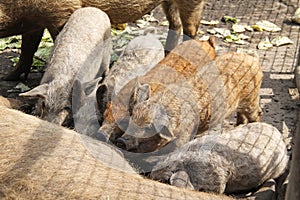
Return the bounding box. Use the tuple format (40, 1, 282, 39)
(115, 137, 128, 150)
(115, 137, 139, 152)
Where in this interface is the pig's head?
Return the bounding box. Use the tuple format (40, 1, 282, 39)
(150, 153, 186, 183)
(115, 82, 176, 153)
(20, 82, 71, 125)
(97, 81, 128, 142)
(150, 150, 195, 190)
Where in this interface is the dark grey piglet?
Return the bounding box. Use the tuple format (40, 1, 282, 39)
(151, 122, 288, 194)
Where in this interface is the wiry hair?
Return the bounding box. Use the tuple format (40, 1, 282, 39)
(131, 102, 156, 127)
(151, 123, 288, 194)
(0, 106, 233, 200)
(45, 80, 72, 113)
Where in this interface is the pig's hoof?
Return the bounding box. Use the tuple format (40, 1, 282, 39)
(3, 65, 30, 81)
(3, 73, 20, 81)
(3, 70, 26, 81)
(115, 138, 127, 150)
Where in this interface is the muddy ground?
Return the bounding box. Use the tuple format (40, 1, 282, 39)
(0, 0, 299, 199)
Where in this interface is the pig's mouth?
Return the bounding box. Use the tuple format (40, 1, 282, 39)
(115, 137, 128, 150)
(114, 121, 170, 153)
(114, 134, 169, 153)
(114, 137, 140, 152)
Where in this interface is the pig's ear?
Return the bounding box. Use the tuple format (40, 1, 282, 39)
(83, 76, 103, 96)
(135, 83, 150, 103)
(170, 171, 195, 190)
(97, 83, 111, 103)
(129, 79, 150, 113)
(208, 36, 216, 49)
(19, 84, 48, 99)
(159, 126, 174, 142)
(72, 79, 86, 112)
(131, 79, 150, 104)
(96, 83, 110, 111)
(106, 76, 116, 97)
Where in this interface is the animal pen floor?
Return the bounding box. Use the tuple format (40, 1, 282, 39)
(200, 1, 300, 198)
(0, 0, 299, 199)
(202, 0, 300, 137)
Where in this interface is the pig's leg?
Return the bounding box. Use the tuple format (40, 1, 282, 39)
(237, 96, 262, 125)
(4, 28, 44, 81)
(177, 0, 205, 41)
(162, 1, 182, 53)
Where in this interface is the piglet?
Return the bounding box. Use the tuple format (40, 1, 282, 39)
(20, 7, 111, 125)
(150, 122, 288, 194)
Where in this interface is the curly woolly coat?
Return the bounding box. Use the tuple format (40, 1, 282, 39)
(150, 122, 288, 194)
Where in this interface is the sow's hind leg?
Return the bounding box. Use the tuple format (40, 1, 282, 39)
(162, 0, 206, 52)
(4, 22, 63, 81)
(237, 95, 263, 125)
(176, 0, 206, 41)
(162, 1, 182, 52)
(4, 28, 44, 81)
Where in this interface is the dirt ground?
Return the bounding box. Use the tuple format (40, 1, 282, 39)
(0, 0, 299, 199)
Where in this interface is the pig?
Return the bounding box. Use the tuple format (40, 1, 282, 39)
(0, 95, 22, 109)
(94, 38, 216, 173)
(72, 33, 164, 140)
(1, 0, 206, 80)
(0, 106, 235, 200)
(115, 49, 262, 153)
(150, 122, 288, 194)
(96, 33, 164, 141)
(99, 38, 216, 145)
(19, 7, 112, 125)
(285, 114, 300, 199)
